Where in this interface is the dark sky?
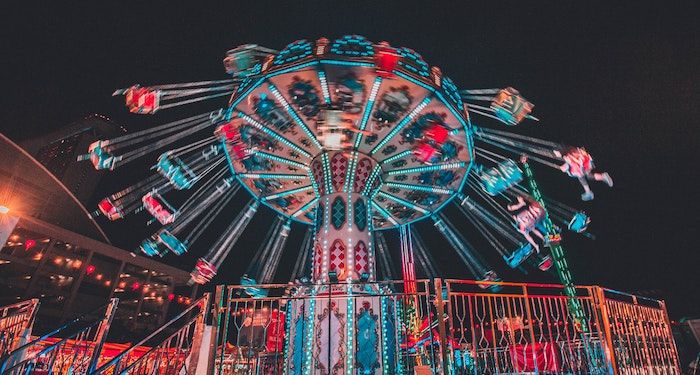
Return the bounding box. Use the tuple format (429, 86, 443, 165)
(2, 2, 699, 317)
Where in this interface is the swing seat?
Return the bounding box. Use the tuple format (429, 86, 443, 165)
(142, 192, 175, 225)
(87, 144, 117, 170)
(568, 212, 590, 233)
(158, 230, 188, 255)
(191, 259, 217, 284)
(125, 86, 160, 114)
(478, 271, 502, 292)
(98, 197, 123, 221)
(375, 45, 400, 78)
(140, 237, 166, 257)
(241, 276, 268, 298)
(491, 87, 533, 125)
(480, 159, 523, 195)
(538, 255, 553, 271)
(505, 243, 535, 268)
(157, 153, 197, 190)
(223, 44, 272, 77)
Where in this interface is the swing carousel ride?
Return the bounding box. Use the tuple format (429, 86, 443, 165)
(81, 34, 612, 305)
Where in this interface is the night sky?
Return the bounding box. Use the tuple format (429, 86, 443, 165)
(3, 2, 698, 318)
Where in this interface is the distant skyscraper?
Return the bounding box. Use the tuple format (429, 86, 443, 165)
(20, 114, 123, 206)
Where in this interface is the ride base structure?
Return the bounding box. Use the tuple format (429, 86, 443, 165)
(72, 35, 667, 373)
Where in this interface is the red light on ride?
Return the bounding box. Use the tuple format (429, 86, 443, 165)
(131, 282, 140, 291)
(168, 293, 175, 301)
(86, 264, 96, 275)
(375, 44, 400, 78)
(24, 239, 36, 251)
(425, 123, 449, 144)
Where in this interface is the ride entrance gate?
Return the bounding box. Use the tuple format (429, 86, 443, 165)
(208, 279, 680, 375)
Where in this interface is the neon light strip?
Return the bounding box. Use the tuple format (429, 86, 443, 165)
(385, 182, 453, 194)
(307, 167, 320, 197)
(268, 84, 322, 149)
(381, 296, 390, 374)
(255, 151, 310, 170)
(377, 191, 429, 214)
(319, 59, 373, 67)
(321, 153, 333, 194)
(361, 164, 382, 196)
(353, 77, 383, 148)
(372, 201, 399, 226)
(239, 173, 308, 180)
(236, 112, 312, 159)
(343, 151, 359, 193)
(317, 70, 331, 104)
(302, 292, 316, 375)
(386, 161, 465, 175)
(321, 196, 330, 283)
(370, 96, 431, 155)
(380, 150, 412, 165)
(346, 289, 354, 374)
(291, 197, 319, 218)
(262, 185, 313, 201)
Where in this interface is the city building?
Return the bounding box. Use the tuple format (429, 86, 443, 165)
(18, 114, 124, 209)
(0, 132, 195, 338)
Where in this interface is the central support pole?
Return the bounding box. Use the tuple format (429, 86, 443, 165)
(313, 192, 374, 283)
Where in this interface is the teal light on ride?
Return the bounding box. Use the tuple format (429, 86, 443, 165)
(158, 229, 188, 255)
(354, 77, 383, 148)
(239, 173, 309, 180)
(386, 161, 465, 175)
(385, 182, 453, 195)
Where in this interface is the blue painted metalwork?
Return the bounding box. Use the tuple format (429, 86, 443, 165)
(355, 306, 380, 373)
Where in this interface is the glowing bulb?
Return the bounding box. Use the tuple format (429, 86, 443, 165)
(0, 205, 9, 214)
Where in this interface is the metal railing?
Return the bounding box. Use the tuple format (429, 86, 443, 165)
(445, 279, 609, 374)
(0, 298, 118, 375)
(206, 278, 680, 375)
(444, 279, 681, 375)
(598, 288, 681, 374)
(209, 280, 440, 375)
(91, 293, 210, 375)
(0, 299, 40, 358)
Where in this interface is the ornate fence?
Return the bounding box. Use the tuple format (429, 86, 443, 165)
(0, 298, 118, 375)
(209, 280, 442, 374)
(208, 279, 680, 375)
(444, 279, 680, 375)
(91, 293, 209, 375)
(0, 299, 39, 358)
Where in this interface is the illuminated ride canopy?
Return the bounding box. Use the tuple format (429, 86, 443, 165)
(82, 35, 611, 289)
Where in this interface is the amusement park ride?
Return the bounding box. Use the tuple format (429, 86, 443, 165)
(80, 36, 617, 373)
